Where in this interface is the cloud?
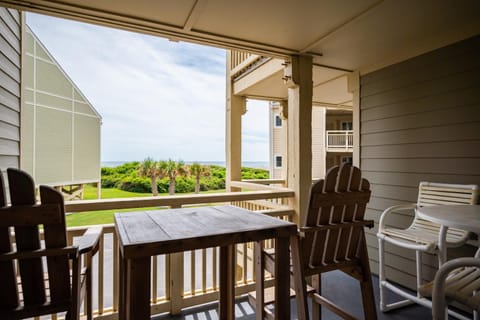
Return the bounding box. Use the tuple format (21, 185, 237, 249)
(26, 13, 270, 162)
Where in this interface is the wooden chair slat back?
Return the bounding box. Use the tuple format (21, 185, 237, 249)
(304, 163, 371, 268)
(40, 186, 70, 304)
(0, 172, 18, 310)
(7, 168, 46, 306)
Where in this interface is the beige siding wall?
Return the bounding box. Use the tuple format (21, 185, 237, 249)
(0, 8, 20, 169)
(21, 27, 101, 185)
(270, 105, 328, 180)
(360, 35, 480, 289)
(270, 107, 284, 179)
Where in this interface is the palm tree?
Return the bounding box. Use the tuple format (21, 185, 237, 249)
(138, 157, 160, 196)
(188, 162, 211, 194)
(159, 159, 186, 195)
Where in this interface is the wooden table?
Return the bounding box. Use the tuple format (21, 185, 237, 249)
(115, 205, 297, 320)
(416, 205, 480, 264)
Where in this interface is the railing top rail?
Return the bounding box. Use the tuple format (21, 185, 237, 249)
(65, 189, 294, 213)
(229, 181, 289, 191)
(326, 130, 354, 134)
(241, 179, 285, 185)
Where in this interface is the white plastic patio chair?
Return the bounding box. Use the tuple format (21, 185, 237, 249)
(377, 182, 479, 314)
(424, 253, 480, 320)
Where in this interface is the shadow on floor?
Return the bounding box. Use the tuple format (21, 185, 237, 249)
(153, 270, 439, 319)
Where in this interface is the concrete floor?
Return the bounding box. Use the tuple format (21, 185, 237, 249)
(152, 270, 437, 320)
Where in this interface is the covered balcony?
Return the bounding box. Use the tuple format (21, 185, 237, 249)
(0, 1, 479, 319)
(326, 130, 353, 152)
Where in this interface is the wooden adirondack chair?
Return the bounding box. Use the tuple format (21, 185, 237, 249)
(0, 168, 102, 320)
(252, 163, 376, 320)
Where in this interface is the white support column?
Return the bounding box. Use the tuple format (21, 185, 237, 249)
(348, 71, 360, 167)
(285, 55, 313, 225)
(226, 51, 246, 191)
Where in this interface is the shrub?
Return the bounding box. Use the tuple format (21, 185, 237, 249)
(116, 176, 151, 193)
(175, 177, 195, 193)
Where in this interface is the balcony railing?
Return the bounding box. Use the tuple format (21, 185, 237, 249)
(229, 50, 270, 80)
(326, 130, 353, 152)
(60, 180, 293, 319)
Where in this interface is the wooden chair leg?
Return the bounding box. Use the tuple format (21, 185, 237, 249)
(291, 235, 308, 320)
(86, 258, 93, 320)
(359, 236, 377, 320)
(312, 274, 321, 320)
(360, 276, 377, 320)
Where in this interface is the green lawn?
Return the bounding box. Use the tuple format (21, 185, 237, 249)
(66, 185, 225, 227)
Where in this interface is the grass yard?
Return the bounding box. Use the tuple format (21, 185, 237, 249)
(67, 185, 157, 227)
(66, 184, 225, 227)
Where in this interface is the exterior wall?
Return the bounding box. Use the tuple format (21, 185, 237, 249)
(311, 107, 325, 179)
(325, 111, 353, 172)
(269, 103, 284, 179)
(269, 104, 328, 180)
(21, 27, 101, 186)
(361, 35, 480, 289)
(270, 105, 351, 180)
(0, 8, 21, 170)
(325, 112, 352, 131)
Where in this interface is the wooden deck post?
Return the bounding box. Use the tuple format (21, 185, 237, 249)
(226, 51, 246, 192)
(348, 71, 360, 167)
(286, 55, 313, 225)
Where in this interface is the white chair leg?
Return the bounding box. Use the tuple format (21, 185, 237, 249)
(378, 237, 386, 311)
(416, 250, 423, 298)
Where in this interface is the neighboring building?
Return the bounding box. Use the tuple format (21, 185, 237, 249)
(269, 102, 352, 180)
(21, 26, 101, 198)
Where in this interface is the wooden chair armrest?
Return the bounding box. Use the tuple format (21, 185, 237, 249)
(378, 203, 416, 233)
(300, 220, 374, 233)
(78, 226, 103, 255)
(0, 246, 78, 261)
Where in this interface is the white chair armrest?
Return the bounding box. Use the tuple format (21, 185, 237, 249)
(378, 203, 417, 233)
(432, 257, 480, 320)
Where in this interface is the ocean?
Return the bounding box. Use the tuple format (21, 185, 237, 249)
(101, 160, 270, 170)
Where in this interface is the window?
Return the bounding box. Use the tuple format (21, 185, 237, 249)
(341, 121, 353, 130)
(341, 156, 353, 164)
(274, 155, 282, 168)
(274, 115, 282, 128)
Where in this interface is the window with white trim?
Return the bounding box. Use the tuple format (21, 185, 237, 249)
(274, 155, 282, 168)
(274, 115, 282, 128)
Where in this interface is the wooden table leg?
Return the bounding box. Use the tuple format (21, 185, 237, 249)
(219, 245, 235, 320)
(255, 241, 265, 320)
(127, 257, 151, 320)
(275, 236, 290, 320)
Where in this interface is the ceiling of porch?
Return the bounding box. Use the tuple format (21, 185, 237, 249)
(3, 0, 479, 108)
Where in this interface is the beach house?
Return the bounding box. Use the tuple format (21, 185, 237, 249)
(22, 26, 102, 199)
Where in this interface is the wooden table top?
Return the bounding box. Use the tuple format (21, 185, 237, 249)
(115, 205, 297, 258)
(417, 204, 480, 234)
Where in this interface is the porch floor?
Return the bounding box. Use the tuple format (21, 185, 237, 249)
(153, 270, 438, 320)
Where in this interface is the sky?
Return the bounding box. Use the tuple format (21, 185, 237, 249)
(26, 13, 270, 162)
